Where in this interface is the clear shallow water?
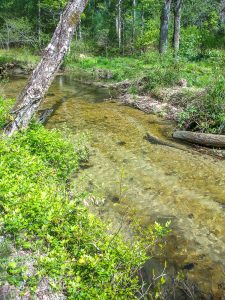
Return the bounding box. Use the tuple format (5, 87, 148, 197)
(2, 74, 225, 298)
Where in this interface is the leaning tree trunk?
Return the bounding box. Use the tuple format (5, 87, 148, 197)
(159, 0, 172, 54)
(172, 0, 183, 54)
(5, 0, 88, 136)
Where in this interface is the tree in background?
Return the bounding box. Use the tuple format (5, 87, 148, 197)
(0, 0, 224, 56)
(159, 0, 172, 54)
(172, 0, 183, 54)
(116, 0, 123, 50)
(0, 17, 36, 50)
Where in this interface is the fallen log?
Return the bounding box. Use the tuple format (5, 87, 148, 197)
(173, 131, 225, 148)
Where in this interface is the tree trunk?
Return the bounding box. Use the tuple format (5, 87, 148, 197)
(173, 131, 225, 148)
(159, 0, 172, 54)
(78, 19, 82, 40)
(172, 0, 183, 54)
(116, 0, 122, 49)
(38, 0, 42, 47)
(5, 0, 88, 136)
(6, 22, 10, 51)
(132, 0, 137, 44)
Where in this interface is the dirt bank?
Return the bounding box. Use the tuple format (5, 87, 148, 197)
(117, 93, 182, 121)
(0, 62, 34, 77)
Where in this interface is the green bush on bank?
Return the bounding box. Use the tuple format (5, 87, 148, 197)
(0, 102, 168, 299)
(178, 78, 225, 134)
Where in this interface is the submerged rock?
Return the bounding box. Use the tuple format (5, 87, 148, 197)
(183, 262, 195, 270)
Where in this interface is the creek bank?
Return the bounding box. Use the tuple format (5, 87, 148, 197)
(117, 92, 181, 121)
(119, 93, 225, 157)
(0, 62, 34, 77)
(67, 72, 184, 120)
(0, 61, 67, 79)
(86, 75, 225, 155)
(66, 70, 197, 122)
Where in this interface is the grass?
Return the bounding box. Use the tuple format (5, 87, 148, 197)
(0, 48, 39, 66)
(66, 49, 225, 89)
(0, 97, 169, 299)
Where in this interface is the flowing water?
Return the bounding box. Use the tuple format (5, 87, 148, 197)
(2, 74, 225, 298)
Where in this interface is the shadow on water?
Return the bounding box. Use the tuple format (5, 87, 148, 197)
(2, 74, 225, 299)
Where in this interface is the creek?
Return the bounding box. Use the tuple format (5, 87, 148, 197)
(2, 73, 225, 299)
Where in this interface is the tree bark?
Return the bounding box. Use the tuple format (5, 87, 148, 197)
(172, 0, 183, 54)
(38, 0, 42, 47)
(173, 131, 225, 148)
(116, 0, 122, 49)
(132, 0, 137, 44)
(159, 0, 172, 54)
(6, 22, 10, 51)
(78, 19, 82, 40)
(5, 0, 88, 136)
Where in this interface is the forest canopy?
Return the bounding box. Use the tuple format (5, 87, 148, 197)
(0, 0, 224, 55)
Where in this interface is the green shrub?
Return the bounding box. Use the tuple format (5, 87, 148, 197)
(0, 56, 12, 65)
(136, 19, 160, 50)
(180, 26, 202, 59)
(178, 78, 225, 133)
(10, 122, 87, 180)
